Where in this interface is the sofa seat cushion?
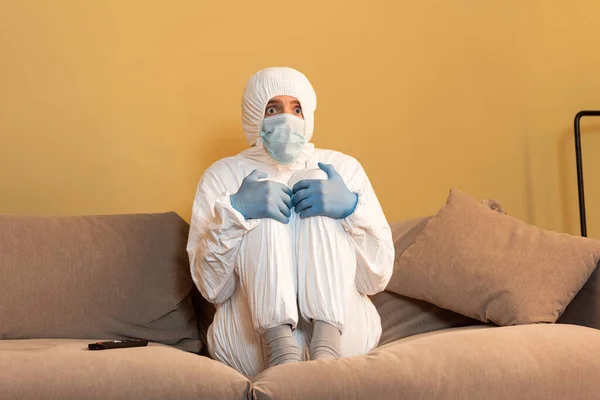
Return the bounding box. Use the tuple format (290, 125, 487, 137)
(252, 324, 600, 400)
(0, 339, 250, 400)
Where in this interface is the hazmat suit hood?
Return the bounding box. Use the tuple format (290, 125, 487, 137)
(241, 67, 317, 147)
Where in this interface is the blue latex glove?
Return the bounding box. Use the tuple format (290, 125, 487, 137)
(292, 162, 358, 219)
(230, 169, 293, 224)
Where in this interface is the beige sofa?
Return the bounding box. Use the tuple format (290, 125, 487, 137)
(1, 212, 599, 400)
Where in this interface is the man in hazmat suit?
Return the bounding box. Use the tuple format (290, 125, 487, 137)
(186, 67, 394, 376)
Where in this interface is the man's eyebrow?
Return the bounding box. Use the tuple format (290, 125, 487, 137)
(266, 99, 283, 106)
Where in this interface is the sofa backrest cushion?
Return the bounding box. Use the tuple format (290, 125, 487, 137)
(0, 212, 201, 352)
(371, 290, 482, 346)
(558, 261, 600, 328)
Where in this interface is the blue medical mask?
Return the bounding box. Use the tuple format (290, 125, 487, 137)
(260, 114, 307, 164)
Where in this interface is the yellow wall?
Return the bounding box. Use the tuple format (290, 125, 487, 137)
(1, 1, 600, 237)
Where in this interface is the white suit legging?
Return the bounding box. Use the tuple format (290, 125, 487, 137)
(187, 148, 395, 377)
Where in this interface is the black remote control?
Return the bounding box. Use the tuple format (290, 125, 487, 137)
(88, 339, 148, 350)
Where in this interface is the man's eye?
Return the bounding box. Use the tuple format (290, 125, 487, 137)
(294, 107, 303, 114)
(266, 107, 278, 115)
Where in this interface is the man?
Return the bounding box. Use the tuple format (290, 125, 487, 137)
(186, 67, 394, 376)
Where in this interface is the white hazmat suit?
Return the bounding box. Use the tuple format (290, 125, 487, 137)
(186, 67, 394, 376)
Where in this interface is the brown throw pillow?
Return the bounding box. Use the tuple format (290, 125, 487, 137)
(373, 218, 482, 346)
(390, 189, 600, 326)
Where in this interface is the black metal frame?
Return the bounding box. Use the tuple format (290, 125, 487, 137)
(574, 110, 600, 237)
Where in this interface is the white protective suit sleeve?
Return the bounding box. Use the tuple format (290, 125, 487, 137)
(338, 157, 395, 296)
(186, 166, 260, 304)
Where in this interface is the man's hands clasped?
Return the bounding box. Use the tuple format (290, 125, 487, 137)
(230, 163, 358, 224)
(230, 170, 293, 224)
